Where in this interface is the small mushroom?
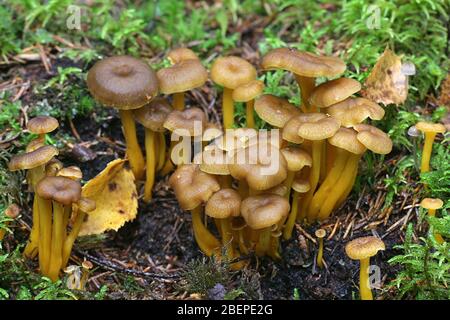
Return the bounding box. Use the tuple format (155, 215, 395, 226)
(420, 198, 445, 244)
(309, 78, 361, 109)
(254, 94, 300, 128)
(327, 97, 385, 127)
(57, 166, 83, 181)
(345, 236, 385, 300)
(0, 204, 20, 241)
(167, 48, 199, 64)
(415, 122, 446, 173)
(27, 116, 59, 141)
(353, 124, 393, 155)
(315, 228, 326, 269)
(232, 80, 264, 128)
(280, 146, 312, 199)
(194, 145, 231, 188)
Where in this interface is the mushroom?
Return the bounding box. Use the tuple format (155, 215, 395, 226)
(232, 80, 264, 128)
(261, 48, 346, 112)
(211, 56, 257, 129)
(327, 98, 385, 127)
(45, 158, 63, 177)
(254, 94, 300, 129)
(36, 176, 82, 281)
(134, 98, 173, 201)
(353, 124, 393, 155)
(87, 56, 158, 180)
(315, 228, 326, 269)
(308, 78, 361, 109)
(27, 116, 59, 143)
(420, 198, 444, 243)
(167, 48, 199, 64)
(195, 145, 231, 188)
(57, 166, 83, 181)
(0, 204, 20, 241)
(415, 122, 446, 173)
(345, 236, 385, 300)
(280, 146, 312, 199)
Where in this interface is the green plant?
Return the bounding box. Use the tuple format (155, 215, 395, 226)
(183, 257, 232, 295)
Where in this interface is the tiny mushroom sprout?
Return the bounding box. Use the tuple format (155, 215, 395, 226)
(283, 174, 310, 240)
(87, 55, 159, 181)
(134, 98, 173, 202)
(309, 78, 361, 109)
(254, 94, 300, 129)
(315, 228, 326, 269)
(167, 47, 199, 64)
(27, 116, 59, 143)
(261, 48, 346, 112)
(0, 204, 20, 241)
(326, 98, 385, 128)
(232, 80, 265, 129)
(345, 236, 385, 300)
(420, 198, 445, 244)
(211, 56, 257, 129)
(415, 121, 446, 173)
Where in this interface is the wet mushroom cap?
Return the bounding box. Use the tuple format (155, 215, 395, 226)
(345, 236, 385, 260)
(205, 188, 241, 219)
(167, 48, 199, 64)
(27, 116, 59, 135)
(232, 80, 265, 102)
(133, 98, 173, 132)
(157, 59, 208, 94)
(281, 146, 312, 171)
(241, 194, 290, 229)
(292, 175, 310, 193)
(45, 158, 64, 177)
(309, 78, 361, 109)
(8, 145, 58, 171)
(36, 176, 82, 206)
(163, 107, 207, 136)
(266, 184, 289, 196)
(297, 113, 341, 140)
(315, 228, 326, 238)
(57, 166, 83, 181)
(194, 145, 230, 175)
(214, 128, 258, 152)
(261, 48, 346, 77)
(420, 198, 444, 210)
(328, 128, 367, 154)
(211, 56, 257, 89)
(87, 55, 158, 109)
(415, 121, 446, 134)
(255, 94, 300, 128)
(282, 117, 305, 144)
(353, 124, 392, 154)
(327, 98, 385, 127)
(77, 197, 96, 213)
(26, 138, 45, 153)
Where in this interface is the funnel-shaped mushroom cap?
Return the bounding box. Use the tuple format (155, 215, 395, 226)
(327, 97, 385, 127)
(282, 117, 305, 144)
(281, 146, 312, 171)
(292, 175, 310, 193)
(241, 194, 290, 229)
(205, 188, 241, 219)
(261, 48, 346, 77)
(211, 56, 257, 89)
(8, 145, 58, 171)
(26, 138, 45, 153)
(309, 78, 361, 108)
(345, 236, 385, 260)
(296, 113, 341, 140)
(228, 145, 287, 191)
(45, 158, 63, 177)
(415, 121, 446, 134)
(87, 56, 158, 110)
(194, 145, 230, 175)
(168, 48, 199, 64)
(169, 164, 220, 210)
(328, 128, 367, 154)
(232, 80, 264, 102)
(214, 128, 258, 152)
(354, 124, 392, 154)
(420, 198, 443, 210)
(266, 184, 288, 196)
(255, 95, 300, 128)
(36, 176, 82, 206)
(133, 98, 173, 132)
(157, 59, 208, 94)
(163, 107, 207, 136)
(77, 197, 96, 213)
(57, 166, 83, 181)
(27, 116, 59, 134)
(315, 228, 326, 239)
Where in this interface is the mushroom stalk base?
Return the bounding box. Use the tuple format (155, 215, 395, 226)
(37, 197, 52, 275)
(255, 228, 271, 256)
(283, 191, 300, 240)
(23, 195, 40, 258)
(62, 210, 86, 269)
(420, 132, 436, 173)
(173, 92, 185, 111)
(295, 75, 315, 112)
(302, 140, 323, 222)
(191, 207, 221, 257)
(246, 100, 255, 129)
(359, 257, 373, 300)
(317, 238, 324, 268)
(47, 202, 64, 281)
(143, 129, 156, 202)
(222, 87, 234, 129)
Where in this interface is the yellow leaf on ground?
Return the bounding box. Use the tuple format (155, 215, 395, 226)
(79, 159, 138, 236)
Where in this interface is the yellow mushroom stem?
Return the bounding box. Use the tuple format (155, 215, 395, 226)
(267, 233, 282, 260)
(61, 209, 86, 269)
(119, 110, 145, 180)
(37, 197, 52, 275)
(222, 87, 234, 129)
(47, 202, 65, 281)
(284, 170, 296, 200)
(156, 132, 166, 171)
(143, 129, 156, 203)
(238, 180, 248, 198)
(255, 227, 271, 256)
(219, 175, 232, 189)
(173, 92, 185, 111)
(220, 218, 235, 261)
(317, 237, 324, 268)
(191, 207, 221, 257)
(359, 257, 373, 300)
(335, 162, 358, 209)
(326, 142, 336, 175)
(319, 141, 327, 183)
(283, 191, 300, 240)
(420, 132, 437, 173)
(427, 208, 444, 244)
(160, 141, 176, 176)
(246, 100, 255, 129)
(308, 149, 349, 221)
(301, 140, 323, 222)
(236, 229, 249, 255)
(294, 75, 315, 113)
(317, 153, 361, 221)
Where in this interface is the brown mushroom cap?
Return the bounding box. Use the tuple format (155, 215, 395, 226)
(296, 113, 341, 140)
(327, 98, 385, 127)
(292, 175, 310, 193)
(163, 107, 207, 136)
(133, 98, 173, 132)
(241, 194, 290, 229)
(328, 128, 367, 154)
(205, 189, 241, 219)
(202, 122, 222, 142)
(57, 166, 83, 181)
(309, 78, 361, 109)
(26, 138, 45, 153)
(231, 216, 247, 231)
(214, 128, 258, 152)
(281, 146, 312, 171)
(167, 48, 199, 64)
(282, 117, 305, 144)
(169, 164, 220, 210)
(211, 56, 257, 89)
(5, 203, 20, 219)
(45, 158, 63, 177)
(27, 116, 59, 135)
(77, 197, 96, 213)
(194, 145, 230, 175)
(157, 59, 208, 94)
(36, 176, 81, 206)
(232, 80, 265, 102)
(261, 48, 346, 77)
(254, 94, 300, 128)
(353, 124, 392, 154)
(415, 121, 446, 134)
(8, 145, 58, 171)
(315, 228, 326, 239)
(345, 236, 385, 260)
(266, 184, 289, 196)
(87, 55, 158, 110)
(420, 198, 444, 210)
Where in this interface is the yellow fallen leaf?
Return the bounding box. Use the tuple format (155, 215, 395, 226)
(78, 159, 138, 236)
(362, 48, 408, 105)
